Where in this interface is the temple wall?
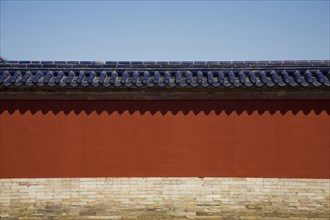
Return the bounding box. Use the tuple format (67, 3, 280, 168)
(1, 100, 329, 219)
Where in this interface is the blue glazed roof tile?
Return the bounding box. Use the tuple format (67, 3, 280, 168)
(0, 60, 329, 90)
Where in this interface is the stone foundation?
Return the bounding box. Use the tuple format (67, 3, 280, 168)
(1, 178, 329, 219)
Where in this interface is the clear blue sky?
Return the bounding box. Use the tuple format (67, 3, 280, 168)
(0, 0, 329, 61)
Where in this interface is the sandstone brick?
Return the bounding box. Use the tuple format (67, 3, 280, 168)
(0, 177, 329, 219)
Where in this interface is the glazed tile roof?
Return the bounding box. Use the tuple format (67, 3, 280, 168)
(1, 60, 329, 88)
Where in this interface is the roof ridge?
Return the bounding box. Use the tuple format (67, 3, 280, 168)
(2, 60, 330, 64)
(1, 60, 329, 69)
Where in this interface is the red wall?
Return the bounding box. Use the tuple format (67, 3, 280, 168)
(0, 100, 329, 178)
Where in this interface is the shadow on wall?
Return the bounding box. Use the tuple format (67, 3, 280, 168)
(0, 100, 329, 116)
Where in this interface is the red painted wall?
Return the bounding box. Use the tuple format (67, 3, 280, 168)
(0, 100, 329, 178)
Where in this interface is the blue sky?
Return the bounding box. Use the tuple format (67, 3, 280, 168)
(0, 0, 329, 61)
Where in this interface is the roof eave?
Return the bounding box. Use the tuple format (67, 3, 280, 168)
(1, 86, 329, 100)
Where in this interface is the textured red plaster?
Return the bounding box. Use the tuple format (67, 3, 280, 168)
(0, 100, 329, 178)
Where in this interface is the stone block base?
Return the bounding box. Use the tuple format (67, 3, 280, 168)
(1, 178, 329, 219)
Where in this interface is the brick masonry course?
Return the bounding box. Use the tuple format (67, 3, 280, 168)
(0, 178, 329, 219)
